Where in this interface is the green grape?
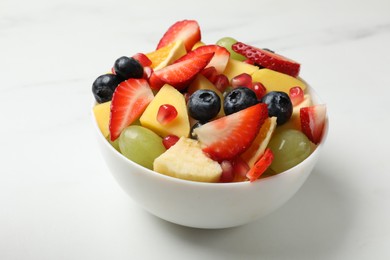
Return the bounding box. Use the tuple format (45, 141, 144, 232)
(107, 135, 120, 151)
(268, 129, 312, 173)
(216, 37, 246, 61)
(119, 125, 166, 170)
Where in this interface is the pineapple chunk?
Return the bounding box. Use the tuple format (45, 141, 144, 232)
(222, 58, 259, 81)
(251, 69, 307, 93)
(140, 84, 190, 137)
(93, 101, 111, 138)
(153, 137, 222, 182)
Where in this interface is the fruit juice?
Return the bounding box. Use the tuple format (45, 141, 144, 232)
(92, 20, 327, 183)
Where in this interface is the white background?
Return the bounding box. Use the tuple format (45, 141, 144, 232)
(1, 0, 390, 259)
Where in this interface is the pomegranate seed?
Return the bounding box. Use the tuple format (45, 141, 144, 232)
(231, 73, 252, 88)
(220, 160, 234, 183)
(162, 135, 180, 149)
(201, 66, 218, 83)
(132, 52, 152, 67)
(143, 66, 153, 80)
(289, 86, 304, 106)
(157, 104, 178, 125)
(232, 157, 250, 182)
(251, 82, 267, 100)
(214, 74, 230, 92)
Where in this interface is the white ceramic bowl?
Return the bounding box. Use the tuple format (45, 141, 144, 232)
(92, 85, 328, 229)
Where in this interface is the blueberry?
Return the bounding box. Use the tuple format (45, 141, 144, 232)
(114, 56, 143, 80)
(260, 91, 292, 125)
(92, 74, 122, 103)
(223, 87, 258, 115)
(187, 90, 221, 122)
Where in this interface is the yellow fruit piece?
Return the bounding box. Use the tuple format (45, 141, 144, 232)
(93, 101, 111, 138)
(187, 74, 225, 117)
(154, 137, 222, 182)
(241, 117, 277, 168)
(146, 41, 187, 70)
(222, 58, 259, 81)
(191, 41, 205, 50)
(251, 69, 307, 93)
(140, 84, 190, 138)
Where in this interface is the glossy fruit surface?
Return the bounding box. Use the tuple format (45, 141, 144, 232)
(268, 129, 312, 173)
(109, 79, 154, 141)
(156, 20, 201, 52)
(300, 104, 327, 144)
(188, 89, 221, 122)
(194, 103, 268, 161)
(92, 74, 121, 103)
(162, 135, 180, 149)
(216, 37, 246, 61)
(224, 87, 258, 115)
(119, 125, 166, 170)
(175, 44, 230, 74)
(150, 52, 214, 90)
(113, 56, 144, 80)
(157, 104, 178, 125)
(232, 42, 300, 77)
(260, 91, 293, 125)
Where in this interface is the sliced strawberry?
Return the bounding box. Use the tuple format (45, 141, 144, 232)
(232, 42, 301, 77)
(156, 20, 201, 52)
(132, 53, 152, 67)
(300, 104, 327, 144)
(174, 44, 230, 74)
(194, 103, 268, 161)
(109, 79, 154, 141)
(246, 148, 274, 182)
(151, 52, 214, 91)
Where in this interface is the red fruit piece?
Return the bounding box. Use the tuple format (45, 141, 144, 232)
(232, 157, 250, 182)
(132, 53, 152, 67)
(219, 160, 234, 183)
(300, 104, 327, 144)
(251, 82, 266, 100)
(157, 104, 178, 125)
(289, 86, 304, 106)
(194, 103, 268, 161)
(232, 42, 301, 77)
(231, 73, 252, 88)
(200, 66, 218, 83)
(246, 148, 274, 182)
(214, 74, 230, 93)
(162, 135, 180, 149)
(156, 20, 201, 52)
(175, 44, 230, 74)
(151, 52, 214, 91)
(109, 79, 154, 141)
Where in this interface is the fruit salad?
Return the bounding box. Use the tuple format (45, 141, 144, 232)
(92, 20, 327, 183)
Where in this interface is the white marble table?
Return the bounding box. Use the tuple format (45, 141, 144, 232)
(1, 0, 390, 259)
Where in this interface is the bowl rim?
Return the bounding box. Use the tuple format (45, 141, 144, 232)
(92, 84, 328, 187)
